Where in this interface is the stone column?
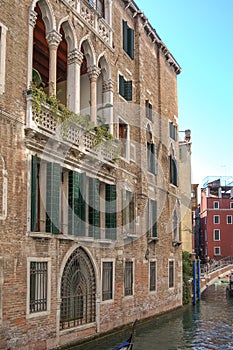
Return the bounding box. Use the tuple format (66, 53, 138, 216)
(67, 49, 83, 113)
(27, 10, 37, 89)
(103, 78, 114, 134)
(46, 30, 62, 96)
(87, 65, 101, 124)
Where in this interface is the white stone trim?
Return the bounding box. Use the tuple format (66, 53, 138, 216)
(26, 257, 51, 319)
(0, 23, 8, 95)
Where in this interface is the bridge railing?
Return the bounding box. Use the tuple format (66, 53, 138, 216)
(201, 256, 233, 275)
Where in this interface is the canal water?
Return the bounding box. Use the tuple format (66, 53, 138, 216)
(72, 282, 233, 350)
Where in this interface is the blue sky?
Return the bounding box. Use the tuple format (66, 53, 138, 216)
(135, 0, 233, 186)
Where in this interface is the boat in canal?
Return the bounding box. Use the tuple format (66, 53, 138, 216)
(113, 320, 137, 350)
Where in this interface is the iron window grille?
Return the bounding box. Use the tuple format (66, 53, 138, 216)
(102, 262, 113, 301)
(124, 261, 133, 296)
(30, 261, 48, 313)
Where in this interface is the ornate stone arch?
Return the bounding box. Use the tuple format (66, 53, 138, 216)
(79, 36, 96, 67)
(97, 53, 111, 81)
(58, 17, 77, 52)
(60, 246, 97, 330)
(31, 0, 55, 34)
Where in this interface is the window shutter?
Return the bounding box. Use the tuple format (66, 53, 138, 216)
(89, 178, 100, 239)
(124, 80, 132, 101)
(123, 20, 128, 53)
(152, 200, 157, 237)
(105, 184, 117, 240)
(119, 75, 124, 97)
(31, 155, 38, 232)
(68, 171, 80, 236)
(79, 172, 86, 234)
(128, 27, 134, 59)
(46, 162, 61, 234)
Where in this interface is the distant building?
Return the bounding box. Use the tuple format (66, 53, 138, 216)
(179, 129, 193, 254)
(200, 177, 233, 261)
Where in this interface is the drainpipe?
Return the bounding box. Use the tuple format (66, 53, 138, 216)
(0, 155, 7, 221)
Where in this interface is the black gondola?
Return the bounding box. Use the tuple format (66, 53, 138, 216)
(113, 320, 137, 350)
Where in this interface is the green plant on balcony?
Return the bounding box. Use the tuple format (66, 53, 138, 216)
(29, 83, 120, 158)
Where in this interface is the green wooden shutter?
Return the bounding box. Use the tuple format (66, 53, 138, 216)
(105, 184, 117, 240)
(79, 172, 86, 234)
(128, 27, 134, 59)
(46, 162, 61, 234)
(31, 155, 38, 232)
(123, 20, 128, 53)
(152, 200, 158, 237)
(89, 178, 100, 239)
(68, 171, 80, 236)
(119, 75, 124, 97)
(124, 80, 132, 101)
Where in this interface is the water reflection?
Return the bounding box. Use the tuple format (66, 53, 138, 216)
(73, 283, 233, 350)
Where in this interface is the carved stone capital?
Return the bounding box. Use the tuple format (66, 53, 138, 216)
(87, 65, 101, 81)
(103, 79, 114, 92)
(29, 10, 38, 28)
(46, 30, 62, 48)
(68, 49, 83, 66)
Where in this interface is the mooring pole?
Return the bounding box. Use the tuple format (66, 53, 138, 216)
(197, 259, 201, 300)
(193, 259, 197, 305)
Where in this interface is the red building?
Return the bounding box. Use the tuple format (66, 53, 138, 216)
(200, 177, 233, 261)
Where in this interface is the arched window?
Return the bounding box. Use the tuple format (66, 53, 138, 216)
(60, 247, 96, 330)
(169, 146, 178, 186)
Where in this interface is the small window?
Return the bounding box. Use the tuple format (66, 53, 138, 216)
(29, 260, 49, 314)
(122, 20, 134, 59)
(102, 261, 113, 301)
(0, 23, 8, 95)
(119, 119, 129, 159)
(119, 74, 132, 101)
(214, 229, 220, 241)
(214, 201, 219, 209)
(169, 155, 178, 186)
(227, 215, 232, 224)
(146, 100, 153, 121)
(124, 261, 133, 296)
(230, 202, 233, 209)
(149, 260, 157, 292)
(214, 247, 221, 256)
(169, 260, 174, 288)
(147, 199, 158, 238)
(122, 190, 135, 234)
(214, 215, 220, 224)
(169, 122, 177, 141)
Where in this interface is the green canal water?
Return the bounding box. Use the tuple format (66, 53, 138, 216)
(72, 283, 233, 350)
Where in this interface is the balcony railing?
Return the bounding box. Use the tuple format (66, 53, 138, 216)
(26, 95, 119, 163)
(66, 0, 112, 47)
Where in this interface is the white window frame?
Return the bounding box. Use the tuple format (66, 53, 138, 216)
(214, 229, 220, 241)
(213, 201, 219, 209)
(230, 202, 233, 209)
(213, 215, 220, 224)
(101, 258, 115, 303)
(26, 257, 51, 318)
(168, 259, 175, 289)
(118, 116, 130, 161)
(227, 215, 232, 224)
(214, 247, 221, 256)
(149, 259, 157, 293)
(0, 23, 8, 95)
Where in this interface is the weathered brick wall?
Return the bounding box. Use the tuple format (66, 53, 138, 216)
(0, 0, 182, 348)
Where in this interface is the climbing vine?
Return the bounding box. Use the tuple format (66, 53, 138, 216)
(182, 251, 193, 305)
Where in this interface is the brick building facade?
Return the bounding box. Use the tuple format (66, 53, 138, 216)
(200, 177, 233, 261)
(0, 0, 183, 349)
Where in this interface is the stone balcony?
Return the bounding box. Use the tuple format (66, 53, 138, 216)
(66, 0, 113, 47)
(25, 95, 119, 164)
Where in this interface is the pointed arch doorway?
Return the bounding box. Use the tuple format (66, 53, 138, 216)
(60, 247, 96, 330)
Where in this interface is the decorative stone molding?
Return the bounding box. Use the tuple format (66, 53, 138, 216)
(29, 10, 38, 28)
(68, 49, 83, 66)
(46, 30, 62, 47)
(103, 79, 114, 93)
(87, 65, 101, 81)
(0, 154, 7, 221)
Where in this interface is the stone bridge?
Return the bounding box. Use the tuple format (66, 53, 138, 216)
(200, 256, 233, 293)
